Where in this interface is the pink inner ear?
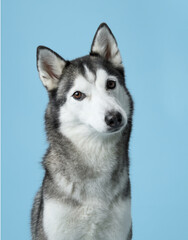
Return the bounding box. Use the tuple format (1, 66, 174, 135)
(104, 43, 111, 60)
(42, 61, 59, 79)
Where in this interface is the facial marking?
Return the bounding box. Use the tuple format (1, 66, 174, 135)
(67, 75, 91, 98)
(59, 67, 130, 139)
(95, 69, 118, 90)
(95, 69, 108, 89)
(84, 65, 95, 83)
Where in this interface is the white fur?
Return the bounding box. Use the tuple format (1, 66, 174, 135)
(37, 24, 132, 240)
(53, 144, 128, 203)
(43, 197, 131, 240)
(84, 65, 95, 83)
(51, 68, 132, 240)
(55, 173, 74, 196)
(59, 69, 130, 152)
(56, 67, 130, 206)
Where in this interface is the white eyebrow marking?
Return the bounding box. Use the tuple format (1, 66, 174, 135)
(84, 65, 95, 83)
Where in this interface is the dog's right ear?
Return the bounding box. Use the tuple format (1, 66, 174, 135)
(37, 46, 66, 91)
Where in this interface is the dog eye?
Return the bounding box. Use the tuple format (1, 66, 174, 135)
(72, 91, 86, 101)
(106, 80, 116, 90)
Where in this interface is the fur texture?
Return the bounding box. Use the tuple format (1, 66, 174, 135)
(31, 23, 133, 240)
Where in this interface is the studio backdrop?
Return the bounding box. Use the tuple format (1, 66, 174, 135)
(2, 0, 188, 239)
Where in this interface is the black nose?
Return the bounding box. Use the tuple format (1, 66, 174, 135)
(105, 111, 122, 129)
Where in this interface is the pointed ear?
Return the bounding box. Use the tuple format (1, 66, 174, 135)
(90, 23, 122, 66)
(37, 46, 66, 91)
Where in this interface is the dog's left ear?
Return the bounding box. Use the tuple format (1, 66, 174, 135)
(90, 23, 122, 66)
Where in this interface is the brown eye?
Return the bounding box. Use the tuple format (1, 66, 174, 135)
(72, 91, 85, 100)
(106, 80, 116, 90)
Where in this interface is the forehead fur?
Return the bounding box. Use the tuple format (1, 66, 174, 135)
(56, 55, 125, 101)
(84, 65, 96, 83)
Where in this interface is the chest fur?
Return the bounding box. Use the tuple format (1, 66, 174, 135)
(43, 198, 131, 240)
(54, 164, 128, 205)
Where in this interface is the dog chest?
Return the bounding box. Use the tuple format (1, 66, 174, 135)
(43, 197, 131, 240)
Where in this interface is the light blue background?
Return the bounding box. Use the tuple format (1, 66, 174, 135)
(2, 0, 188, 239)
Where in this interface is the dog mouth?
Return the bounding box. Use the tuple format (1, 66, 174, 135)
(105, 123, 126, 134)
(85, 122, 125, 135)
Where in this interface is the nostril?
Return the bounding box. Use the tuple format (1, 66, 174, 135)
(109, 118, 115, 126)
(105, 111, 122, 128)
(117, 112, 122, 124)
(105, 115, 115, 127)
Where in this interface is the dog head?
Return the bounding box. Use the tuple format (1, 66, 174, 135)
(37, 23, 132, 141)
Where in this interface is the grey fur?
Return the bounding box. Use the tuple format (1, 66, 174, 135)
(31, 23, 133, 240)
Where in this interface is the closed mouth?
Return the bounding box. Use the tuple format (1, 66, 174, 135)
(106, 123, 125, 133)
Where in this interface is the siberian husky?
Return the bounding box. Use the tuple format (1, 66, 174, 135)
(31, 23, 133, 240)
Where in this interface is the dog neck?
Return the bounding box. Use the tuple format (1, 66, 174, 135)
(61, 123, 122, 157)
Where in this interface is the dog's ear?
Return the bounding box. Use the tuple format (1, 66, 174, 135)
(37, 46, 66, 91)
(90, 23, 122, 66)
